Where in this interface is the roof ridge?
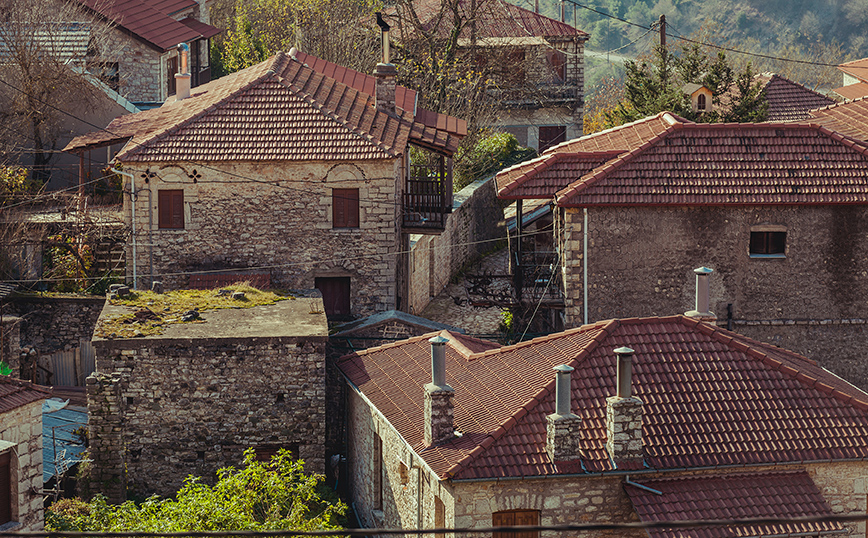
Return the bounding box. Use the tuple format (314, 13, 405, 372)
(544, 111, 684, 155)
(118, 55, 281, 160)
(679, 316, 868, 411)
(335, 330, 448, 362)
(467, 319, 610, 360)
(496, 153, 555, 197)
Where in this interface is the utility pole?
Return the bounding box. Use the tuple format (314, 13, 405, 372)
(659, 14, 666, 48)
(560, 0, 564, 22)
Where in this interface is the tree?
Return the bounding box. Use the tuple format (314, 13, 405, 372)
(46, 449, 346, 532)
(606, 42, 767, 126)
(0, 0, 116, 184)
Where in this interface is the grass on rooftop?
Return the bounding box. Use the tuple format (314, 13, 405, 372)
(95, 283, 293, 339)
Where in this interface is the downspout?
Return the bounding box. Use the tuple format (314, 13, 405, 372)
(583, 207, 588, 325)
(111, 167, 136, 289)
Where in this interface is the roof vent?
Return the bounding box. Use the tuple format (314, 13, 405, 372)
(546, 364, 582, 462)
(175, 42, 191, 101)
(685, 266, 717, 322)
(424, 335, 454, 446)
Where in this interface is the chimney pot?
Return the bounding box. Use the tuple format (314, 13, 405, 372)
(685, 266, 717, 321)
(553, 364, 574, 416)
(546, 364, 582, 462)
(425, 334, 454, 446)
(607, 346, 643, 465)
(174, 42, 191, 101)
(429, 335, 449, 387)
(614, 346, 634, 399)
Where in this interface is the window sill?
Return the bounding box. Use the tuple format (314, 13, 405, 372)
(749, 253, 786, 259)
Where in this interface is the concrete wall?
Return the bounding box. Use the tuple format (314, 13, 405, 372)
(121, 160, 402, 318)
(0, 400, 44, 531)
(558, 205, 868, 388)
(6, 296, 103, 354)
(408, 176, 505, 314)
(89, 335, 327, 499)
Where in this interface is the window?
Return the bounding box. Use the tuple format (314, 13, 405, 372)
(0, 451, 11, 525)
(492, 510, 540, 538)
(333, 188, 360, 228)
(97, 62, 120, 92)
(167, 56, 178, 96)
(539, 126, 567, 153)
(315, 277, 351, 318)
(434, 496, 445, 538)
(697, 93, 707, 111)
(253, 444, 299, 462)
(546, 49, 566, 82)
(158, 190, 184, 229)
(750, 228, 786, 257)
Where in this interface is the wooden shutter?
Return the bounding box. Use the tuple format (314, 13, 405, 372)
(333, 189, 359, 228)
(167, 56, 178, 96)
(493, 510, 539, 538)
(0, 451, 11, 524)
(158, 190, 184, 229)
(546, 49, 566, 82)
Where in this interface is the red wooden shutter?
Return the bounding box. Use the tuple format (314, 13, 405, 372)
(158, 190, 184, 229)
(0, 451, 11, 524)
(333, 189, 359, 228)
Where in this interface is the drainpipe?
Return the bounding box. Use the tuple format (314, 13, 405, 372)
(111, 167, 136, 289)
(583, 207, 588, 325)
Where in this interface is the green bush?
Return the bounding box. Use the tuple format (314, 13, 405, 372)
(455, 132, 537, 190)
(46, 449, 346, 532)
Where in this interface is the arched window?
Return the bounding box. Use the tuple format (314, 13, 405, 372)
(697, 93, 707, 111)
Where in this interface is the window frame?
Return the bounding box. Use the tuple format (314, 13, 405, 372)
(332, 188, 360, 229)
(492, 509, 540, 538)
(749, 225, 787, 258)
(158, 189, 185, 230)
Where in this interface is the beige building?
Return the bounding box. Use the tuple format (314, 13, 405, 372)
(0, 377, 48, 531)
(337, 314, 868, 537)
(66, 49, 465, 319)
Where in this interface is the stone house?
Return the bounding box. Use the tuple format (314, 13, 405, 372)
(86, 291, 329, 500)
(65, 48, 466, 319)
(833, 57, 868, 101)
(393, 0, 588, 152)
(336, 314, 868, 536)
(0, 376, 48, 531)
(496, 113, 868, 389)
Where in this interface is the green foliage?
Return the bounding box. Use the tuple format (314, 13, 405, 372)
(454, 132, 536, 190)
(43, 234, 93, 293)
(221, 12, 271, 73)
(0, 361, 12, 376)
(47, 449, 346, 532)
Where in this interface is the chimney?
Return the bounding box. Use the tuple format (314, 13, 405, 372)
(606, 347, 643, 465)
(373, 13, 397, 115)
(175, 42, 191, 101)
(546, 365, 582, 462)
(424, 335, 454, 446)
(685, 266, 717, 322)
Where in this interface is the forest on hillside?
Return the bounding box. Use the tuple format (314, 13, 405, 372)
(517, 0, 863, 91)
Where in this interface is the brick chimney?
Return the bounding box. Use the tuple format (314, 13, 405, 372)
(546, 364, 582, 462)
(606, 346, 643, 465)
(374, 13, 397, 115)
(685, 266, 717, 322)
(175, 42, 191, 101)
(425, 335, 454, 446)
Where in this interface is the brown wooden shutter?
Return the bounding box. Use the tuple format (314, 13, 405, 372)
(167, 56, 178, 96)
(493, 511, 539, 538)
(0, 451, 11, 524)
(333, 189, 359, 228)
(158, 190, 184, 229)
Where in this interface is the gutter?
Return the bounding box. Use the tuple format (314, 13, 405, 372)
(111, 167, 136, 289)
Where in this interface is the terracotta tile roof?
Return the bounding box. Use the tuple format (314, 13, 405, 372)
(497, 151, 623, 199)
(626, 471, 844, 538)
(542, 112, 685, 155)
(148, 0, 197, 16)
(0, 376, 49, 414)
(754, 73, 836, 122)
(832, 82, 868, 101)
(77, 0, 219, 52)
(556, 121, 868, 207)
(403, 0, 587, 40)
(838, 57, 868, 84)
(809, 97, 868, 142)
(65, 51, 465, 159)
(338, 316, 868, 480)
(178, 17, 221, 39)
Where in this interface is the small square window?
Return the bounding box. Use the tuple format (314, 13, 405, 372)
(750, 231, 786, 257)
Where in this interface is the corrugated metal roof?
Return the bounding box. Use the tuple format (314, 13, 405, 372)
(42, 400, 88, 483)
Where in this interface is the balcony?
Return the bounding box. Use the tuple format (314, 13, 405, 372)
(402, 154, 453, 234)
(488, 82, 582, 109)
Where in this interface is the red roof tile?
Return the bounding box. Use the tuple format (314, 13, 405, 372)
(338, 316, 868, 480)
(65, 51, 465, 159)
(754, 73, 836, 122)
(78, 0, 216, 52)
(810, 98, 868, 142)
(0, 376, 49, 414)
(542, 112, 685, 155)
(832, 82, 868, 101)
(626, 471, 843, 538)
(556, 121, 868, 207)
(148, 0, 197, 16)
(838, 57, 868, 84)
(497, 151, 623, 199)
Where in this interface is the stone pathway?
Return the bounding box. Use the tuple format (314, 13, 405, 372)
(420, 247, 510, 337)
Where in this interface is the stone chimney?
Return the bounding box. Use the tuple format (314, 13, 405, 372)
(606, 346, 643, 465)
(374, 13, 397, 115)
(425, 335, 454, 446)
(546, 364, 582, 462)
(175, 42, 191, 101)
(685, 266, 717, 322)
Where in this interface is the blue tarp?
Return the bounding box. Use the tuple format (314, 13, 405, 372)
(42, 400, 87, 484)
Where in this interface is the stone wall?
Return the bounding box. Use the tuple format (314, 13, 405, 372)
(101, 29, 165, 104)
(5, 296, 103, 354)
(559, 205, 868, 389)
(90, 335, 327, 499)
(0, 400, 44, 531)
(409, 176, 505, 314)
(121, 160, 401, 318)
